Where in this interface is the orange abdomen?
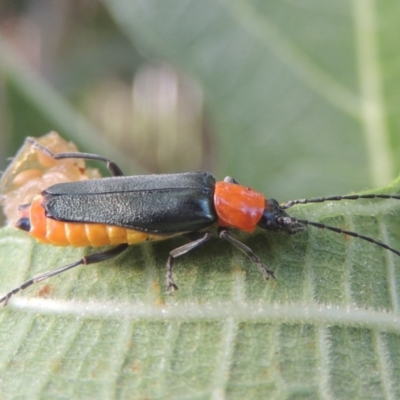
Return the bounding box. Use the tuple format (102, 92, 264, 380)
(18, 196, 165, 247)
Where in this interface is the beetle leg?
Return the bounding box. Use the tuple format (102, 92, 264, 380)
(166, 232, 213, 293)
(218, 228, 275, 280)
(27, 138, 125, 176)
(0, 244, 129, 306)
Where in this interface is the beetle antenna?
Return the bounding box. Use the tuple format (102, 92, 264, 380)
(282, 194, 400, 209)
(298, 219, 400, 257)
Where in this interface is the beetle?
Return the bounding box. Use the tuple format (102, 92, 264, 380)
(1, 138, 400, 305)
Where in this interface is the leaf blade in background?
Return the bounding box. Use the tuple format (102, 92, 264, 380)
(104, 0, 400, 199)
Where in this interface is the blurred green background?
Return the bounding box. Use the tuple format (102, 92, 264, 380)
(2, 0, 399, 209)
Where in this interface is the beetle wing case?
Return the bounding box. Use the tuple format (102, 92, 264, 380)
(42, 172, 217, 234)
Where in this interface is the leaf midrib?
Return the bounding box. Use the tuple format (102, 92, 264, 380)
(6, 298, 400, 333)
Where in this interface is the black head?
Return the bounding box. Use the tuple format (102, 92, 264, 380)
(257, 199, 305, 234)
(259, 193, 400, 258)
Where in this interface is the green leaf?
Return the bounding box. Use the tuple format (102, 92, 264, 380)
(1, 1, 400, 399)
(1, 177, 400, 399)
